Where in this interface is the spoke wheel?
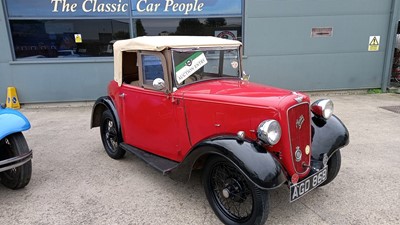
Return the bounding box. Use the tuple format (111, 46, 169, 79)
(0, 132, 32, 189)
(203, 156, 269, 225)
(100, 110, 125, 159)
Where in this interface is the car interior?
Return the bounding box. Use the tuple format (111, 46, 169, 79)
(122, 51, 139, 86)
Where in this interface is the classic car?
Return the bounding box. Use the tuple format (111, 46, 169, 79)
(91, 36, 349, 225)
(0, 104, 32, 189)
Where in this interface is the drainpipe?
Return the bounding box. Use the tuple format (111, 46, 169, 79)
(382, 0, 400, 92)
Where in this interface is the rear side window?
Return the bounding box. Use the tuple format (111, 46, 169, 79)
(142, 55, 164, 82)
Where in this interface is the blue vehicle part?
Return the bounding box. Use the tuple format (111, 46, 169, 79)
(0, 108, 31, 140)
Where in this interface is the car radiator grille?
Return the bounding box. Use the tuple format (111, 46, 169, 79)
(287, 103, 311, 174)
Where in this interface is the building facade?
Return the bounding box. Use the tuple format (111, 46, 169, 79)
(1, 0, 399, 103)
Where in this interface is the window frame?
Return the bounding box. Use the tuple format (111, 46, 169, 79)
(137, 51, 170, 92)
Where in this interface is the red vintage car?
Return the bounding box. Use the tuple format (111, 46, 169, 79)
(91, 36, 349, 225)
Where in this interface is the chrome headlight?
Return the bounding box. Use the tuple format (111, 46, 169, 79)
(311, 99, 334, 119)
(257, 120, 281, 145)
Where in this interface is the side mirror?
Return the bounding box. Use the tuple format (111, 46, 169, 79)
(242, 71, 250, 81)
(153, 78, 165, 90)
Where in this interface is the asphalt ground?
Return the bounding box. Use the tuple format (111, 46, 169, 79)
(0, 93, 399, 225)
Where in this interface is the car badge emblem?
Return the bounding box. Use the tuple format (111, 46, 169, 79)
(295, 146, 302, 162)
(292, 92, 303, 103)
(296, 115, 305, 129)
(186, 59, 192, 66)
(294, 96, 303, 103)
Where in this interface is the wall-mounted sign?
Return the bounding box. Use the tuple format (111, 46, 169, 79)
(132, 0, 242, 18)
(6, 0, 130, 17)
(368, 36, 380, 52)
(311, 27, 333, 37)
(6, 0, 242, 18)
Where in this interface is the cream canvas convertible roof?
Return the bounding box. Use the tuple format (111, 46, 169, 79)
(114, 36, 242, 85)
(113, 36, 242, 52)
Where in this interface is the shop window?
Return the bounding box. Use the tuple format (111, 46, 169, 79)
(134, 18, 242, 41)
(9, 19, 129, 59)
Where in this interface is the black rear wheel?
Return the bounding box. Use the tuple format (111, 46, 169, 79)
(100, 110, 125, 159)
(203, 156, 269, 225)
(0, 132, 32, 189)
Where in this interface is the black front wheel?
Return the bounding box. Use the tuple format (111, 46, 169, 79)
(203, 156, 269, 225)
(0, 132, 32, 189)
(319, 150, 341, 187)
(100, 110, 125, 159)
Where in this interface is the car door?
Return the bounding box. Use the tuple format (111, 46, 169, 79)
(119, 51, 181, 161)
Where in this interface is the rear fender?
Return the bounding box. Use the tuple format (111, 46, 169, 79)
(311, 114, 349, 162)
(169, 137, 287, 190)
(90, 96, 123, 143)
(0, 108, 30, 140)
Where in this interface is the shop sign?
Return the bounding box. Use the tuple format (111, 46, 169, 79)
(132, 0, 242, 18)
(6, 0, 241, 18)
(6, 0, 130, 17)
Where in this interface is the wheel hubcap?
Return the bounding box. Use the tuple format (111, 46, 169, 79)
(222, 178, 246, 202)
(222, 188, 230, 198)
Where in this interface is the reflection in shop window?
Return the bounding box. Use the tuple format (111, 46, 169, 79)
(134, 18, 242, 41)
(10, 19, 129, 59)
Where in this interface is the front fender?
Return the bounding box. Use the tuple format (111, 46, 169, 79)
(90, 96, 123, 143)
(169, 137, 287, 190)
(311, 114, 349, 162)
(0, 108, 30, 140)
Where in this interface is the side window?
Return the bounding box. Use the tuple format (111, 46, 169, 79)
(122, 51, 139, 86)
(142, 55, 164, 86)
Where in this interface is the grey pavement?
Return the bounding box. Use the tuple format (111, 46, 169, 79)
(1, 93, 400, 225)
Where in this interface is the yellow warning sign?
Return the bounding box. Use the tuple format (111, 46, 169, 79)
(74, 34, 82, 43)
(368, 36, 380, 52)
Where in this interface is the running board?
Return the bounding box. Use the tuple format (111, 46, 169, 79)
(120, 143, 179, 175)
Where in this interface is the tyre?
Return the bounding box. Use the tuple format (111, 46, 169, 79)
(202, 156, 269, 225)
(0, 132, 32, 189)
(319, 150, 341, 187)
(100, 110, 125, 159)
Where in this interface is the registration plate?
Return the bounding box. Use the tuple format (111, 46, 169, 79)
(289, 166, 328, 202)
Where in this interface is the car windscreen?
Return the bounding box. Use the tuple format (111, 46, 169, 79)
(172, 48, 241, 86)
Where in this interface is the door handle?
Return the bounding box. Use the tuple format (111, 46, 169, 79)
(119, 93, 126, 98)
